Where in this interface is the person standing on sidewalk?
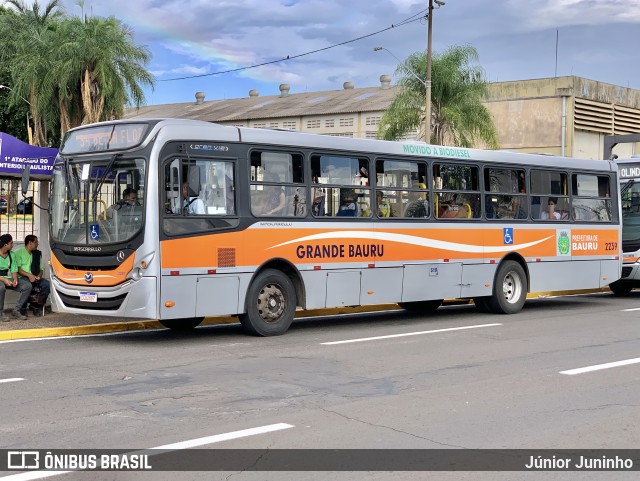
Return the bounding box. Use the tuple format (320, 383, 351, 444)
(15, 234, 50, 316)
(0, 234, 31, 321)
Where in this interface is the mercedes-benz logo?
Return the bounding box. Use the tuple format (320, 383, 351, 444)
(116, 250, 125, 262)
(84, 272, 93, 284)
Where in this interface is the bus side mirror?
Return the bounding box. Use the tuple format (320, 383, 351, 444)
(21, 165, 30, 196)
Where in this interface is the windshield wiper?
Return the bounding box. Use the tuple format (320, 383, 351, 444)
(93, 154, 119, 202)
(621, 179, 635, 196)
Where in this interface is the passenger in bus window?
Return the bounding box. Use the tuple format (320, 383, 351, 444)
(376, 191, 392, 217)
(174, 182, 205, 215)
(540, 197, 561, 220)
(337, 189, 358, 216)
(312, 178, 326, 216)
(261, 174, 286, 216)
(292, 187, 306, 216)
(403, 189, 429, 218)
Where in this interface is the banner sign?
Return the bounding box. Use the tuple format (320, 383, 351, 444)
(0, 132, 58, 179)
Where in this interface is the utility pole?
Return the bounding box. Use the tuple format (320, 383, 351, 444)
(425, 0, 433, 143)
(425, 0, 445, 143)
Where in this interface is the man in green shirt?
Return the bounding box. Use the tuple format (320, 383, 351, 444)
(0, 234, 31, 321)
(15, 234, 50, 316)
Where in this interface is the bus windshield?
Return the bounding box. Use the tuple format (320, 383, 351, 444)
(50, 156, 146, 245)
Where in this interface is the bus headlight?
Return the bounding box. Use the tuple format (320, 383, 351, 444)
(131, 267, 143, 280)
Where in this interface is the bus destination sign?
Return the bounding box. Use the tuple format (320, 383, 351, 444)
(618, 163, 640, 180)
(61, 124, 148, 154)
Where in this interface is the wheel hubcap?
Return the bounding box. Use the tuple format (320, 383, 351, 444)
(502, 271, 522, 304)
(256, 283, 285, 323)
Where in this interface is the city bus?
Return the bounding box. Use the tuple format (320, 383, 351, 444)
(45, 119, 621, 335)
(609, 156, 640, 294)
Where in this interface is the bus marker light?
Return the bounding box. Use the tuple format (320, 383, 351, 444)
(314, 266, 321, 270)
(536, 258, 541, 262)
(489, 259, 495, 264)
(367, 291, 374, 295)
(444, 259, 449, 262)
(208, 269, 216, 274)
(170, 271, 179, 276)
(368, 264, 374, 268)
(165, 301, 175, 308)
(485, 284, 490, 287)
(140, 261, 147, 269)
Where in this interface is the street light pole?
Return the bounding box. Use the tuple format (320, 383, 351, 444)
(373, 47, 427, 88)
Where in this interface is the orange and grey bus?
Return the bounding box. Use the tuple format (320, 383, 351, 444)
(609, 157, 640, 294)
(46, 119, 621, 335)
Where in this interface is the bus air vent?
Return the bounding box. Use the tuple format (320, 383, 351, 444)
(218, 247, 236, 267)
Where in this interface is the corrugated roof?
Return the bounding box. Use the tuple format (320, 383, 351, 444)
(124, 85, 399, 122)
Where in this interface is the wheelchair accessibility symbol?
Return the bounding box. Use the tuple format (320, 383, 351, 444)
(90, 224, 100, 240)
(503, 227, 513, 245)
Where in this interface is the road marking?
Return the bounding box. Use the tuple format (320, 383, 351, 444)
(620, 307, 640, 312)
(0, 423, 294, 480)
(0, 331, 147, 344)
(560, 357, 640, 375)
(0, 378, 24, 384)
(321, 323, 502, 345)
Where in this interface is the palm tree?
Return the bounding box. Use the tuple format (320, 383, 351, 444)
(0, 0, 64, 146)
(378, 45, 499, 149)
(52, 13, 154, 133)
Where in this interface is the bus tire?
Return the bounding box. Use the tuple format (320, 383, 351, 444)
(609, 281, 633, 296)
(159, 317, 204, 331)
(473, 297, 492, 313)
(487, 260, 527, 314)
(398, 299, 442, 313)
(240, 269, 296, 336)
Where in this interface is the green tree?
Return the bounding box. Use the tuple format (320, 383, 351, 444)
(0, 0, 64, 146)
(378, 45, 499, 148)
(52, 13, 154, 133)
(0, 1, 154, 144)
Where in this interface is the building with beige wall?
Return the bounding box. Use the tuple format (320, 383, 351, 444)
(124, 75, 640, 160)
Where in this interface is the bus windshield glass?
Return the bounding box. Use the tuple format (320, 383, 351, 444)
(621, 180, 640, 246)
(50, 157, 146, 245)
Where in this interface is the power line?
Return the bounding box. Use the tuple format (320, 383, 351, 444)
(158, 10, 427, 82)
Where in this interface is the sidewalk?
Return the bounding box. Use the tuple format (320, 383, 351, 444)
(0, 307, 163, 340)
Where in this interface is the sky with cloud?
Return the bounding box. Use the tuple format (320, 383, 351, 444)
(11, 0, 640, 105)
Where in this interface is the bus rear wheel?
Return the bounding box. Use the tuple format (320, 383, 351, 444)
(398, 299, 443, 313)
(240, 269, 296, 336)
(159, 317, 204, 331)
(487, 260, 527, 314)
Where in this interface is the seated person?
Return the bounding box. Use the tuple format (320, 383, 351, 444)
(441, 194, 470, 218)
(376, 191, 392, 217)
(403, 190, 429, 218)
(100, 188, 140, 220)
(174, 181, 205, 215)
(337, 189, 359, 216)
(15, 235, 50, 316)
(540, 197, 561, 220)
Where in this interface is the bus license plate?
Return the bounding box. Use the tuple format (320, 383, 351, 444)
(79, 292, 97, 303)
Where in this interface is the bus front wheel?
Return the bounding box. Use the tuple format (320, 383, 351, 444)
(240, 269, 296, 336)
(609, 281, 633, 296)
(159, 317, 204, 331)
(487, 260, 527, 314)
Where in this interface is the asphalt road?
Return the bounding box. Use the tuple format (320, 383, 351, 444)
(1, 292, 639, 481)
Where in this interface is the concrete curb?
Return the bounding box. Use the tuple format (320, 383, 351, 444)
(0, 288, 610, 341)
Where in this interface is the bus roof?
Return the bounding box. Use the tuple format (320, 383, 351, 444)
(65, 118, 617, 173)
